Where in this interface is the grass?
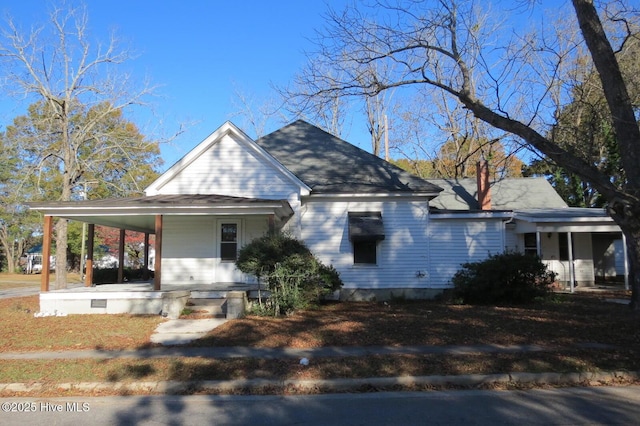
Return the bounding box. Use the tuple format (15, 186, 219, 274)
(0, 296, 163, 352)
(192, 292, 640, 349)
(0, 350, 637, 385)
(0, 288, 638, 396)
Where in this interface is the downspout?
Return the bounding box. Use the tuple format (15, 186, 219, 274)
(502, 213, 515, 252)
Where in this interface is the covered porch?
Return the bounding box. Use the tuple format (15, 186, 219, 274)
(29, 194, 293, 316)
(512, 208, 629, 292)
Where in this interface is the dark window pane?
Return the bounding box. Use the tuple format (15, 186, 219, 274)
(221, 242, 237, 261)
(221, 223, 238, 261)
(221, 224, 237, 242)
(524, 233, 537, 256)
(559, 232, 569, 261)
(354, 240, 377, 264)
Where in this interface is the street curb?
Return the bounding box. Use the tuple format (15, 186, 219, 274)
(1, 371, 638, 395)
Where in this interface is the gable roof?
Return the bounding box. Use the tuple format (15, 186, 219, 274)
(255, 120, 443, 195)
(145, 121, 310, 196)
(429, 177, 568, 210)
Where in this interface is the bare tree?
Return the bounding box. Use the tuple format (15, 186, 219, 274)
(281, 64, 352, 139)
(282, 19, 401, 156)
(229, 84, 289, 139)
(393, 87, 524, 178)
(0, 4, 158, 288)
(302, 0, 640, 310)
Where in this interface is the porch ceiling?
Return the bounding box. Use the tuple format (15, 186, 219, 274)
(29, 194, 295, 233)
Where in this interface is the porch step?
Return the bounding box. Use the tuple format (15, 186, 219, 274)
(190, 290, 231, 299)
(185, 298, 226, 318)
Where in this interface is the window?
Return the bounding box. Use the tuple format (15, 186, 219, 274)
(559, 232, 569, 261)
(524, 233, 538, 256)
(354, 240, 378, 264)
(220, 223, 238, 261)
(348, 212, 384, 265)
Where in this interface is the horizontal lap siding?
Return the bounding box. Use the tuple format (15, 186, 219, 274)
(162, 216, 270, 285)
(162, 216, 215, 284)
(429, 220, 504, 288)
(157, 133, 299, 199)
(301, 200, 430, 289)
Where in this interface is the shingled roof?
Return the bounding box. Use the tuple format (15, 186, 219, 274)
(428, 177, 568, 210)
(255, 120, 442, 195)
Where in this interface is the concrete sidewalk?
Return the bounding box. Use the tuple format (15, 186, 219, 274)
(151, 318, 229, 345)
(0, 341, 633, 396)
(0, 342, 615, 360)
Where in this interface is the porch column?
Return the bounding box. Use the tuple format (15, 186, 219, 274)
(268, 214, 276, 235)
(568, 231, 575, 293)
(623, 233, 630, 290)
(118, 229, 126, 283)
(143, 233, 150, 281)
(154, 215, 163, 291)
(40, 215, 53, 292)
(536, 231, 542, 257)
(84, 224, 95, 287)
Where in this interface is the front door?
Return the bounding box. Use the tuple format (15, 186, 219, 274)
(215, 219, 243, 282)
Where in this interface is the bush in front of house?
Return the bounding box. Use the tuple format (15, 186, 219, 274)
(451, 252, 556, 305)
(236, 232, 343, 316)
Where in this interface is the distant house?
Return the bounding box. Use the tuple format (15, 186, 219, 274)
(30, 120, 627, 304)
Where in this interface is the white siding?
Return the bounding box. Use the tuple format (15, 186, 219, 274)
(614, 239, 626, 276)
(161, 215, 270, 285)
(572, 233, 594, 283)
(301, 199, 430, 289)
(157, 133, 299, 200)
(429, 219, 505, 288)
(162, 216, 216, 284)
(504, 227, 519, 252)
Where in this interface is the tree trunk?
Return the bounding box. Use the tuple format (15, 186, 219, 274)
(0, 238, 16, 274)
(54, 99, 72, 290)
(571, 0, 640, 311)
(608, 203, 640, 311)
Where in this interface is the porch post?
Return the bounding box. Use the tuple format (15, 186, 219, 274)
(536, 231, 542, 257)
(154, 215, 163, 291)
(40, 215, 53, 292)
(622, 233, 630, 290)
(84, 224, 95, 287)
(268, 214, 276, 235)
(118, 229, 126, 283)
(568, 231, 575, 293)
(143, 233, 150, 281)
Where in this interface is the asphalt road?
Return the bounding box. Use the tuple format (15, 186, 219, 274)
(2, 385, 640, 425)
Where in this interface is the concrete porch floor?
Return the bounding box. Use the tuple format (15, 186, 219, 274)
(39, 282, 263, 318)
(43, 281, 263, 293)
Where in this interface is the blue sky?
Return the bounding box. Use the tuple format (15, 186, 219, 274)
(0, 0, 363, 170)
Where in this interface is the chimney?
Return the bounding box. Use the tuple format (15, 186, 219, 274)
(477, 160, 492, 210)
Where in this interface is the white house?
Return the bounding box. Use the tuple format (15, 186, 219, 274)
(429, 168, 628, 291)
(30, 120, 628, 309)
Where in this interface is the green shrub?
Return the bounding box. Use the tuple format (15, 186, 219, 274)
(451, 252, 556, 305)
(236, 233, 343, 316)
